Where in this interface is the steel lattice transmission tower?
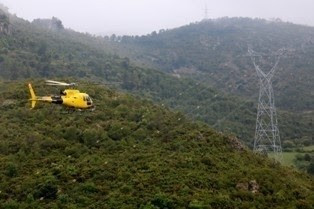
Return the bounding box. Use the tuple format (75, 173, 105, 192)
(248, 48, 284, 161)
(204, 4, 208, 20)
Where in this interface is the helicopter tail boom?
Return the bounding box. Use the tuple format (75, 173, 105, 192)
(28, 83, 37, 109)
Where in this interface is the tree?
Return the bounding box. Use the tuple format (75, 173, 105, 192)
(307, 162, 314, 175)
(304, 154, 311, 162)
(110, 34, 117, 42)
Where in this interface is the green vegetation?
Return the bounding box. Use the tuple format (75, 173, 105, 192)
(294, 153, 314, 175)
(0, 10, 312, 147)
(303, 146, 314, 152)
(0, 7, 313, 208)
(281, 152, 300, 167)
(271, 146, 314, 175)
(0, 81, 313, 208)
(110, 17, 314, 112)
(291, 147, 314, 175)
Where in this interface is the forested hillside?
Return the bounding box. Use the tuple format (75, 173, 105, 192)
(0, 9, 312, 147)
(0, 4, 314, 208)
(109, 18, 314, 112)
(0, 81, 313, 208)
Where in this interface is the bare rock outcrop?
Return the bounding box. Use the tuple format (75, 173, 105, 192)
(236, 180, 260, 194)
(228, 136, 246, 151)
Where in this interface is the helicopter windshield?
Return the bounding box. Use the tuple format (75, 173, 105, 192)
(83, 96, 92, 103)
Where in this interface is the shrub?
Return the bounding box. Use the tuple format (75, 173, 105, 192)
(188, 200, 208, 209)
(34, 176, 58, 200)
(304, 154, 311, 161)
(5, 163, 18, 177)
(81, 129, 100, 147)
(307, 162, 314, 175)
(63, 126, 81, 141)
(151, 194, 175, 209)
(2, 199, 19, 209)
(34, 182, 58, 200)
(107, 122, 130, 141)
(81, 182, 99, 194)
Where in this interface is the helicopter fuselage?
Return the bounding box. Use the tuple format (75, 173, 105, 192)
(56, 89, 93, 109)
(28, 84, 94, 109)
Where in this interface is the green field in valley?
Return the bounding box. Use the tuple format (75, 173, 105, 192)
(280, 152, 300, 167)
(270, 146, 314, 168)
(303, 145, 314, 152)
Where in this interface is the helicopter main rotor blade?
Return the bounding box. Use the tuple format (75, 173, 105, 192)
(45, 80, 70, 85)
(45, 80, 76, 86)
(46, 83, 72, 86)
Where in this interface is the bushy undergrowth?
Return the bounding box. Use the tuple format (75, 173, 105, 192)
(0, 81, 313, 208)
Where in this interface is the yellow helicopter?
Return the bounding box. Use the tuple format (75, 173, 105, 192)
(28, 80, 94, 111)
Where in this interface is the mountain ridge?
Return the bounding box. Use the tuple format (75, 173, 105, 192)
(108, 17, 314, 112)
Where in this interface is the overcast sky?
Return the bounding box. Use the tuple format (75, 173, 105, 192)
(1, 0, 314, 35)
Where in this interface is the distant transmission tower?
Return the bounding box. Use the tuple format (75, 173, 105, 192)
(248, 48, 284, 161)
(204, 4, 208, 19)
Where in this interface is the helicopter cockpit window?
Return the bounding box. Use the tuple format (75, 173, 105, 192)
(60, 90, 66, 95)
(86, 96, 91, 102)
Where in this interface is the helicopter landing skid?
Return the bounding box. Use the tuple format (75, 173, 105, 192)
(61, 108, 76, 114)
(61, 106, 95, 114)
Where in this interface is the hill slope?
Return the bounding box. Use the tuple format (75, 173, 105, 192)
(0, 81, 313, 208)
(0, 10, 312, 147)
(110, 18, 314, 112)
